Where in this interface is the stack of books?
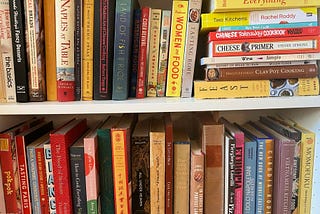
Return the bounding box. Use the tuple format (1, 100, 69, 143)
(194, 1, 320, 99)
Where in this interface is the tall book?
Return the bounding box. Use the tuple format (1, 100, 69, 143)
(219, 117, 244, 214)
(0, 43, 5, 103)
(112, 0, 139, 100)
(44, 141, 56, 214)
(82, 0, 95, 101)
(150, 117, 165, 213)
(189, 139, 204, 214)
(164, 113, 173, 214)
(225, 132, 236, 214)
(84, 122, 103, 213)
(16, 121, 53, 214)
(194, 112, 224, 214)
(9, 0, 29, 102)
(70, 131, 88, 213)
(173, 120, 191, 214)
(50, 118, 88, 213)
(44, 0, 57, 101)
(251, 120, 296, 214)
(74, 0, 82, 101)
(166, 0, 189, 97)
(0, 0, 16, 103)
(131, 118, 151, 213)
(93, 0, 115, 100)
(181, 0, 202, 98)
(24, 0, 46, 101)
(97, 116, 120, 214)
(111, 114, 137, 214)
(55, 0, 75, 101)
(0, 163, 5, 213)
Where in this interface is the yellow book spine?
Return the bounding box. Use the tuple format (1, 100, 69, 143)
(264, 139, 274, 214)
(44, 0, 57, 101)
(147, 9, 161, 97)
(211, 0, 320, 12)
(298, 131, 315, 214)
(166, 1, 188, 97)
(82, 0, 94, 101)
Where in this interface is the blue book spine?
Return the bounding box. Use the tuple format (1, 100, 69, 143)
(255, 139, 266, 214)
(243, 140, 257, 214)
(219, 22, 318, 31)
(27, 146, 41, 213)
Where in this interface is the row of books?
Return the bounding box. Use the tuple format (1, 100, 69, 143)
(0, 111, 316, 214)
(195, 6, 320, 98)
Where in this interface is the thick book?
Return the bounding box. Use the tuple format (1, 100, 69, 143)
(181, 0, 202, 98)
(24, 0, 46, 101)
(131, 118, 151, 213)
(201, 7, 318, 31)
(136, 6, 151, 99)
(219, 117, 244, 214)
(189, 139, 204, 214)
(0, 0, 16, 103)
(164, 113, 173, 214)
(44, 141, 56, 214)
(150, 117, 165, 213)
(156, 10, 171, 97)
(93, 0, 115, 100)
(251, 120, 296, 214)
(208, 0, 320, 12)
(84, 122, 103, 213)
(112, 0, 139, 100)
(111, 114, 137, 214)
(203, 64, 319, 81)
(16, 121, 53, 214)
(74, 0, 82, 101)
(70, 131, 88, 214)
(55, 0, 76, 101)
(194, 77, 320, 99)
(9, 0, 29, 102)
(97, 116, 121, 214)
(50, 118, 88, 213)
(166, 0, 189, 97)
(82, 0, 95, 101)
(44, 0, 57, 101)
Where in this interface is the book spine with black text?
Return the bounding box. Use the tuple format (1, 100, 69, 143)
(74, 0, 82, 101)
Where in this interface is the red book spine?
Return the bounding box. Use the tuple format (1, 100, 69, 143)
(209, 26, 320, 41)
(165, 114, 173, 214)
(136, 7, 150, 98)
(35, 146, 49, 213)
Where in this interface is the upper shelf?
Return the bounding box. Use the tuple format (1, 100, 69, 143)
(0, 96, 319, 115)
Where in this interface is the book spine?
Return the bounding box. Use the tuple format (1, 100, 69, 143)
(166, 1, 189, 97)
(44, 143, 56, 214)
(264, 139, 274, 214)
(255, 140, 265, 213)
(84, 136, 99, 213)
(234, 133, 244, 214)
(97, 129, 115, 214)
(24, 0, 46, 101)
(131, 136, 150, 213)
(136, 7, 150, 98)
(209, 36, 320, 57)
(0, 164, 5, 213)
(111, 129, 130, 214)
(129, 8, 141, 98)
(9, 0, 29, 102)
(44, 0, 57, 101)
(156, 10, 171, 97)
(74, 0, 82, 101)
(165, 114, 173, 214)
(218, 22, 318, 31)
(112, 0, 136, 100)
(181, 0, 202, 98)
(55, 0, 75, 101)
(189, 150, 204, 214)
(193, 77, 320, 99)
(204, 64, 319, 81)
(35, 146, 49, 214)
(27, 145, 41, 213)
(0, 45, 6, 103)
(205, 60, 318, 68)
(82, 0, 94, 101)
(0, 1, 16, 103)
(243, 141, 257, 214)
(70, 146, 87, 213)
(209, 26, 320, 41)
(147, 9, 161, 97)
(228, 138, 236, 214)
(150, 130, 165, 213)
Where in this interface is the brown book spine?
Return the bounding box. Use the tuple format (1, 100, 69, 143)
(205, 64, 318, 81)
(165, 113, 173, 214)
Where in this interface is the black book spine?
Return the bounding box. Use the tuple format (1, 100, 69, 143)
(9, 0, 29, 102)
(74, 0, 82, 101)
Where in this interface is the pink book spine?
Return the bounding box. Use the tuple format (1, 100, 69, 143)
(234, 132, 244, 214)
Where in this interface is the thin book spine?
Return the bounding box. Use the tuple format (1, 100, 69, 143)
(164, 113, 173, 214)
(44, 142, 56, 214)
(74, 0, 82, 101)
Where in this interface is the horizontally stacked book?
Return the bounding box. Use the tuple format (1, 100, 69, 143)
(195, 1, 320, 98)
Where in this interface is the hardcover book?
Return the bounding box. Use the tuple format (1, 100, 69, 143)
(164, 113, 173, 214)
(225, 132, 236, 214)
(74, 0, 82, 101)
(0, 164, 5, 213)
(0, 45, 5, 103)
(50, 118, 88, 213)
